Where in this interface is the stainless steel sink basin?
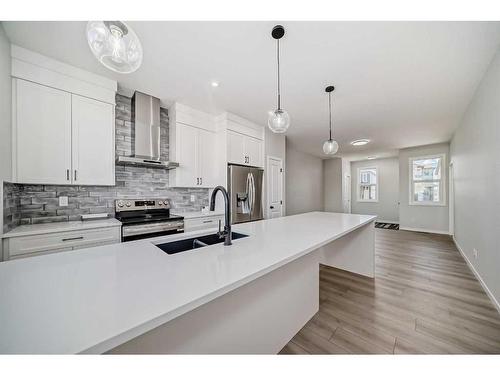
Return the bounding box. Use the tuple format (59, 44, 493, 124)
(155, 232, 249, 255)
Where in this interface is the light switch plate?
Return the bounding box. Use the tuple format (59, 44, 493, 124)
(59, 196, 68, 207)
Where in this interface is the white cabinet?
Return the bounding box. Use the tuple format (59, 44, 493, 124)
(169, 103, 219, 188)
(14, 79, 72, 185)
(2, 226, 121, 261)
(227, 130, 263, 168)
(72, 94, 115, 185)
(13, 79, 115, 186)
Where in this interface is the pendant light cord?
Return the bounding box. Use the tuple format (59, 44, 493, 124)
(329, 92, 333, 141)
(277, 39, 281, 110)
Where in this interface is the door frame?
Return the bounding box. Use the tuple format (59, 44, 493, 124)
(266, 156, 284, 219)
(449, 161, 454, 236)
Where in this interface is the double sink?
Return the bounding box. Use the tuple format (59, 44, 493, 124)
(155, 232, 248, 255)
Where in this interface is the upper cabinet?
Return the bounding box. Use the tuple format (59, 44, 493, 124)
(71, 95, 115, 186)
(10, 45, 117, 186)
(169, 103, 220, 188)
(227, 130, 263, 168)
(220, 113, 265, 168)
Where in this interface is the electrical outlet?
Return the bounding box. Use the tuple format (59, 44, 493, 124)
(59, 196, 68, 207)
(473, 248, 478, 259)
(190, 194, 196, 203)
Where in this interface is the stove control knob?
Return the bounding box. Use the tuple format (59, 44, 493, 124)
(163, 200, 169, 206)
(125, 201, 132, 207)
(117, 201, 124, 207)
(158, 201, 163, 205)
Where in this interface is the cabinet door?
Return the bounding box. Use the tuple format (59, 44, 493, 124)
(198, 129, 217, 187)
(72, 95, 115, 185)
(245, 136, 263, 167)
(15, 79, 72, 184)
(176, 123, 199, 187)
(227, 130, 246, 165)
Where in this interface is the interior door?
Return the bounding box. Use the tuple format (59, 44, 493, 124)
(245, 136, 263, 167)
(227, 130, 246, 165)
(71, 94, 115, 185)
(15, 79, 72, 185)
(177, 123, 199, 187)
(198, 129, 216, 188)
(267, 157, 283, 219)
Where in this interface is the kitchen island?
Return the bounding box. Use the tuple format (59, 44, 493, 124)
(0, 212, 376, 354)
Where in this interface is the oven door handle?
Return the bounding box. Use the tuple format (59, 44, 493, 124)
(122, 221, 184, 237)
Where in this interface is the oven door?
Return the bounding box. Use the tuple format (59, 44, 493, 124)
(122, 221, 184, 242)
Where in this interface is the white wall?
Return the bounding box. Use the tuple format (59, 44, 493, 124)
(0, 23, 11, 181)
(399, 143, 450, 233)
(450, 48, 500, 308)
(323, 158, 343, 213)
(351, 157, 399, 223)
(0, 23, 11, 259)
(285, 141, 324, 216)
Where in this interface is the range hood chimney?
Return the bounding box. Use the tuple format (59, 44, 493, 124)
(116, 91, 179, 169)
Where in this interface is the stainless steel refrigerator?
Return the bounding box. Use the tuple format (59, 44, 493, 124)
(228, 164, 264, 224)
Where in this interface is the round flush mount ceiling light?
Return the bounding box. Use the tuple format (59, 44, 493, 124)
(351, 139, 370, 146)
(367, 156, 377, 160)
(268, 25, 290, 134)
(86, 21, 143, 74)
(211, 81, 219, 87)
(322, 86, 339, 155)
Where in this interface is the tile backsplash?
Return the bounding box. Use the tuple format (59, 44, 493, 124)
(2, 94, 209, 233)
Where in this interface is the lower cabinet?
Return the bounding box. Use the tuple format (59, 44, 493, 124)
(2, 226, 121, 261)
(183, 215, 225, 233)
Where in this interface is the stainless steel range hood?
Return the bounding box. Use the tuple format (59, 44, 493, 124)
(116, 91, 179, 169)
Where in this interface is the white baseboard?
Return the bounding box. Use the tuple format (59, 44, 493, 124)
(399, 226, 450, 235)
(453, 236, 500, 314)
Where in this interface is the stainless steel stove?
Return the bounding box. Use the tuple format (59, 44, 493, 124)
(115, 199, 184, 242)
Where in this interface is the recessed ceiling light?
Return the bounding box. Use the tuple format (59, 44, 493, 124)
(351, 139, 370, 146)
(367, 156, 377, 160)
(211, 81, 219, 87)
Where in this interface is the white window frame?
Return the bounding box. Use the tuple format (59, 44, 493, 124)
(357, 166, 379, 203)
(409, 153, 446, 206)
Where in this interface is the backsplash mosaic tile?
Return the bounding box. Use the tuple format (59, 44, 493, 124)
(2, 94, 209, 232)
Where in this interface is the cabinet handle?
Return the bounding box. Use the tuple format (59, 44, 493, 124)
(74, 170, 77, 181)
(66, 169, 70, 181)
(202, 220, 213, 223)
(62, 236, 84, 242)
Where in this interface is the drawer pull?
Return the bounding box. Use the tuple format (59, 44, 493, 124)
(62, 236, 84, 242)
(202, 220, 213, 223)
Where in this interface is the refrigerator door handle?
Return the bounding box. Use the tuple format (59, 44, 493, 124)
(249, 173, 256, 215)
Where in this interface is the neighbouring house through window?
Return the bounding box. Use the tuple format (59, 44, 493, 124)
(409, 154, 446, 206)
(358, 167, 378, 202)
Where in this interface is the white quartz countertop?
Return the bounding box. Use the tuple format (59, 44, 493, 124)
(2, 218, 122, 238)
(0, 212, 375, 354)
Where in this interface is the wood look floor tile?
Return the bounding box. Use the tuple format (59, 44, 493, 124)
(279, 228, 500, 354)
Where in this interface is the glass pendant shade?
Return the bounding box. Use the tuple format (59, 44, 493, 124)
(323, 139, 339, 155)
(87, 21, 143, 74)
(268, 109, 290, 134)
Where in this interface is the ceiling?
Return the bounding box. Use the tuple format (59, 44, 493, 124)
(3, 21, 500, 160)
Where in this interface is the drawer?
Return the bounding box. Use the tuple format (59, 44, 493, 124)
(6, 227, 121, 258)
(184, 215, 224, 232)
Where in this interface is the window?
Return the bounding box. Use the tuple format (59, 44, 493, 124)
(409, 154, 446, 206)
(357, 167, 378, 202)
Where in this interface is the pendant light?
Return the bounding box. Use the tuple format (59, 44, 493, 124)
(268, 25, 290, 134)
(87, 21, 143, 74)
(323, 85, 339, 155)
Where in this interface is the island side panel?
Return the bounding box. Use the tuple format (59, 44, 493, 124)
(108, 251, 320, 354)
(319, 221, 375, 278)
